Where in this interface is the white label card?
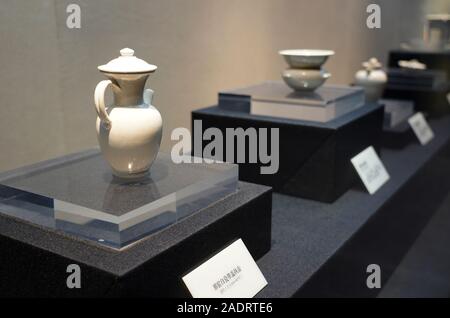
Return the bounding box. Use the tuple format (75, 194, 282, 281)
(182, 239, 267, 298)
(351, 146, 390, 195)
(408, 112, 434, 145)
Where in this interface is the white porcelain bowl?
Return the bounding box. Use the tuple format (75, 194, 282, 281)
(282, 68, 331, 91)
(279, 49, 335, 69)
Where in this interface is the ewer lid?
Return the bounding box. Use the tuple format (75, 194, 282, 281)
(98, 48, 157, 74)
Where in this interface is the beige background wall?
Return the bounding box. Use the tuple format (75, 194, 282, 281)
(0, 0, 449, 171)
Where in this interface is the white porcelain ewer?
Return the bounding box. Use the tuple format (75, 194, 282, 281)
(94, 48, 162, 178)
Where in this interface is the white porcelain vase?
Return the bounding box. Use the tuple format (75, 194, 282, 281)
(354, 57, 387, 102)
(94, 48, 162, 178)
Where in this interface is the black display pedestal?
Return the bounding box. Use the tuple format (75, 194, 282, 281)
(192, 103, 384, 203)
(382, 121, 416, 149)
(0, 181, 272, 297)
(388, 49, 450, 77)
(384, 85, 450, 116)
(385, 49, 450, 116)
(256, 115, 450, 298)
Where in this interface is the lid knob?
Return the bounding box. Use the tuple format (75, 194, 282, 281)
(120, 48, 135, 57)
(98, 48, 157, 73)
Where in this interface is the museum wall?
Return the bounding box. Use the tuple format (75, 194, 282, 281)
(0, 0, 449, 171)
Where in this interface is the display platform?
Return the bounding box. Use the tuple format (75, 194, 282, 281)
(0, 178, 272, 297)
(254, 115, 450, 297)
(384, 84, 450, 116)
(382, 99, 414, 128)
(385, 49, 450, 116)
(218, 81, 365, 122)
(388, 49, 450, 77)
(192, 100, 384, 203)
(387, 68, 447, 90)
(0, 150, 238, 249)
(381, 99, 415, 149)
(382, 121, 416, 149)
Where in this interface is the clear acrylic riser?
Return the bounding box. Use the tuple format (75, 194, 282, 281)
(0, 149, 238, 249)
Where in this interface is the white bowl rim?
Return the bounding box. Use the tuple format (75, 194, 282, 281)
(279, 49, 335, 57)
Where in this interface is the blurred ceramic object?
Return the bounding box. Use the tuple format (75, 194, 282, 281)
(401, 14, 450, 51)
(425, 14, 450, 47)
(400, 38, 450, 51)
(279, 49, 335, 69)
(282, 68, 331, 91)
(398, 59, 426, 70)
(94, 48, 163, 178)
(354, 57, 387, 102)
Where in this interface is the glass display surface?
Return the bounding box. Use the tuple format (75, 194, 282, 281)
(221, 81, 364, 106)
(0, 149, 238, 249)
(219, 81, 366, 122)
